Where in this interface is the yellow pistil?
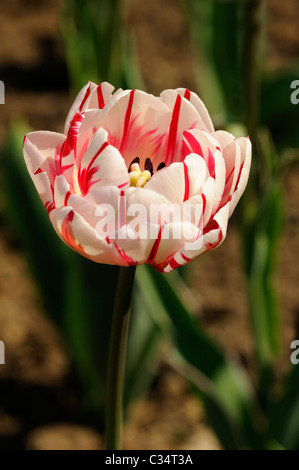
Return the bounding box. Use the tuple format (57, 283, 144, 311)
(129, 162, 151, 188)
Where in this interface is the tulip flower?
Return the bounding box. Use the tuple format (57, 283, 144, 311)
(23, 81, 251, 273)
(23, 81, 251, 450)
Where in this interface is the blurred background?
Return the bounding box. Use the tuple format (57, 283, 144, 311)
(0, 0, 299, 450)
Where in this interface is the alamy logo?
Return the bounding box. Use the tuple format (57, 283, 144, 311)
(290, 340, 299, 365)
(290, 80, 299, 105)
(0, 341, 4, 364)
(0, 81, 4, 104)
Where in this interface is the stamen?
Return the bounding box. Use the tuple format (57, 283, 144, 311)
(136, 170, 151, 188)
(145, 158, 153, 176)
(157, 162, 166, 171)
(128, 161, 152, 188)
(129, 157, 140, 168)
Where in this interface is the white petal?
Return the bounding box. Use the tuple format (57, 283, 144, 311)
(87, 81, 116, 110)
(53, 174, 70, 207)
(212, 130, 241, 208)
(98, 89, 171, 168)
(229, 137, 252, 215)
(162, 202, 230, 272)
(211, 148, 226, 214)
(183, 153, 208, 198)
(23, 131, 66, 181)
(145, 162, 185, 204)
(175, 88, 214, 132)
(201, 177, 216, 226)
(160, 90, 203, 164)
(77, 126, 129, 194)
(112, 221, 197, 266)
(64, 82, 98, 133)
(50, 206, 125, 265)
(31, 172, 53, 207)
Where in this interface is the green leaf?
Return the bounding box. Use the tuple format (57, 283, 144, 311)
(268, 364, 299, 450)
(137, 265, 265, 449)
(260, 70, 299, 150)
(124, 291, 161, 408)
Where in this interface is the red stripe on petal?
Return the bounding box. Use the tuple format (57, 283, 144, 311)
(182, 138, 192, 158)
(64, 191, 71, 206)
(118, 181, 129, 189)
(183, 161, 189, 202)
(45, 201, 55, 216)
(79, 83, 91, 113)
(183, 131, 203, 157)
(169, 258, 182, 270)
(205, 228, 223, 251)
(61, 210, 85, 254)
(120, 90, 135, 153)
(181, 253, 191, 262)
(184, 89, 191, 101)
(114, 241, 137, 266)
(78, 140, 109, 195)
(146, 226, 164, 265)
(235, 161, 244, 191)
(225, 166, 234, 186)
(86, 141, 109, 175)
(165, 94, 181, 165)
(119, 190, 126, 228)
(97, 84, 105, 109)
(202, 193, 206, 215)
(207, 149, 215, 178)
(34, 167, 43, 175)
(61, 112, 84, 158)
(204, 219, 219, 235)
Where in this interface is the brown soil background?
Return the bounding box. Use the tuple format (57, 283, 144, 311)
(0, 0, 298, 450)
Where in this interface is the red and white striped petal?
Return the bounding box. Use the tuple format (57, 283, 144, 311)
(229, 137, 252, 215)
(161, 202, 230, 273)
(202, 202, 230, 252)
(23, 131, 66, 183)
(182, 129, 219, 174)
(159, 90, 202, 165)
(50, 206, 126, 265)
(112, 221, 197, 266)
(53, 175, 101, 228)
(201, 177, 216, 226)
(76, 126, 129, 195)
(87, 81, 116, 110)
(175, 88, 214, 132)
(64, 82, 98, 133)
(74, 109, 104, 166)
(211, 148, 226, 214)
(146, 153, 208, 204)
(32, 172, 53, 209)
(85, 185, 172, 238)
(212, 130, 242, 208)
(53, 174, 70, 207)
(98, 89, 171, 168)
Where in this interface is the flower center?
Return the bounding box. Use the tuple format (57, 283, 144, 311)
(128, 157, 165, 188)
(129, 162, 151, 188)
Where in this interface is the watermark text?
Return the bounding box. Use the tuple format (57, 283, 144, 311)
(0, 340, 5, 364)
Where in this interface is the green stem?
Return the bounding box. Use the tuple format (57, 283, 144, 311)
(105, 265, 137, 450)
